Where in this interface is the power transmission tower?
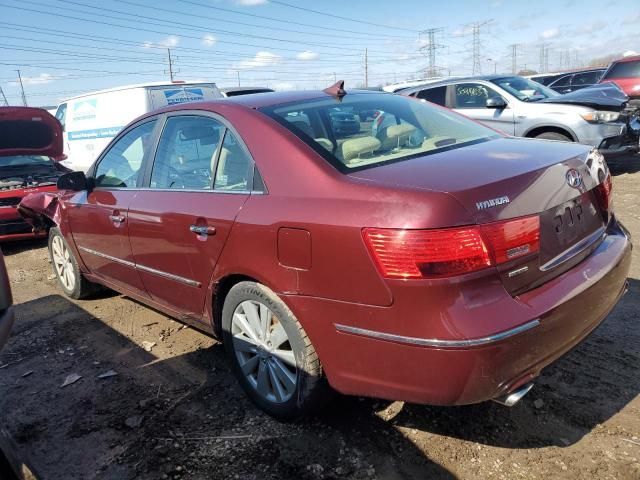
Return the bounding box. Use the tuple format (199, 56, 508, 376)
(0, 85, 8, 106)
(364, 48, 368, 87)
(539, 44, 550, 73)
(464, 20, 492, 75)
(419, 28, 444, 78)
(509, 44, 519, 74)
(164, 49, 179, 82)
(15, 70, 27, 106)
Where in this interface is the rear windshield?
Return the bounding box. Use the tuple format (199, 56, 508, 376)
(260, 93, 498, 172)
(604, 60, 640, 79)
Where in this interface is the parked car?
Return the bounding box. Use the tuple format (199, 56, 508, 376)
(55, 81, 222, 172)
(219, 87, 275, 97)
(599, 55, 640, 101)
(402, 75, 639, 156)
(0, 107, 71, 241)
(19, 87, 631, 419)
(531, 69, 606, 94)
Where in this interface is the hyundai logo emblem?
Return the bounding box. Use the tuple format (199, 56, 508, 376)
(566, 169, 582, 188)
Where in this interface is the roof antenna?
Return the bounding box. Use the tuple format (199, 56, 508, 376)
(323, 80, 346, 98)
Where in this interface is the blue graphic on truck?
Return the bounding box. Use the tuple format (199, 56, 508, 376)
(68, 126, 124, 141)
(163, 88, 205, 105)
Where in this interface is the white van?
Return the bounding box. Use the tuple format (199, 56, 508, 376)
(54, 81, 222, 172)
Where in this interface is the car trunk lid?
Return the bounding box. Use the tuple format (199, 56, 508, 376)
(350, 137, 610, 294)
(0, 107, 63, 159)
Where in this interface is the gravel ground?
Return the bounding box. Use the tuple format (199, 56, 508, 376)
(0, 154, 638, 480)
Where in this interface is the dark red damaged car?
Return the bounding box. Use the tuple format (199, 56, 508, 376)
(0, 107, 70, 241)
(18, 86, 632, 419)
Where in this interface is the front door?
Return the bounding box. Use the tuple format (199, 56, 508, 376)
(127, 114, 254, 320)
(68, 119, 158, 297)
(451, 82, 515, 135)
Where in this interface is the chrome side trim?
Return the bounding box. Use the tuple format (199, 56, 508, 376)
(78, 246, 200, 287)
(136, 263, 201, 287)
(540, 227, 605, 272)
(334, 319, 541, 348)
(78, 246, 135, 268)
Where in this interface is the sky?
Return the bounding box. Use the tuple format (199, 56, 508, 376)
(0, 0, 638, 107)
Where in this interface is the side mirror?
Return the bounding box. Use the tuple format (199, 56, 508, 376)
(486, 97, 507, 109)
(57, 171, 88, 191)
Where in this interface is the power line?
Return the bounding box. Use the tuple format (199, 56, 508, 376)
(166, 48, 176, 82)
(15, 70, 27, 106)
(268, 0, 420, 33)
(0, 86, 8, 106)
(419, 28, 444, 78)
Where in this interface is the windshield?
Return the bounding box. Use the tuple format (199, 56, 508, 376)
(491, 76, 558, 101)
(0, 155, 52, 168)
(260, 93, 499, 172)
(604, 60, 640, 79)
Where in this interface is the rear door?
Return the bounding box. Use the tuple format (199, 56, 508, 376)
(451, 82, 515, 135)
(127, 112, 254, 321)
(570, 71, 601, 92)
(68, 119, 158, 297)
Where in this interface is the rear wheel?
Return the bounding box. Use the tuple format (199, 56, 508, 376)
(535, 131, 572, 142)
(48, 227, 97, 299)
(222, 281, 328, 420)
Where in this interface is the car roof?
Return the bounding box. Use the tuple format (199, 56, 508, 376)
(60, 80, 219, 103)
(219, 86, 274, 93)
(613, 55, 640, 64)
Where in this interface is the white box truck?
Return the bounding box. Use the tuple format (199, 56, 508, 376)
(54, 81, 222, 172)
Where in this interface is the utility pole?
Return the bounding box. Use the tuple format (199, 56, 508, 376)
(509, 44, 519, 74)
(15, 70, 27, 106)
(364, 48, 368, 88)
(236, 70, 240, 87)
(166, 48, 175, 82)
(419, 28, 444, 78)
(539, 44, 549, 73)
(0, 85, 8, 106)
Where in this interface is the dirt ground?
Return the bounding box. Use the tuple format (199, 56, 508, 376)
(0, 155, 639, 480)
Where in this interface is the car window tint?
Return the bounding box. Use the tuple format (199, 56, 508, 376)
(94, 120, 156, 188)
(571, 71, 600, 86)
(453, 83, 500, 109)
(416, 86, 447, 106)
(604, 60, 640, 79)
(551, 75, 572, 88)
(151, 116, 224, 190)
(213, 130, 252, 191)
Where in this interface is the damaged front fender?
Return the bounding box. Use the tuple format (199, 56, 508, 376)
(18, 192, 63, 232)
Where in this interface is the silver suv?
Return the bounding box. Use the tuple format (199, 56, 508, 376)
(402, 75, 637, 156)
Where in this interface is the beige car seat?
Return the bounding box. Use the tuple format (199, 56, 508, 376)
(341, 137, 382, 164)
(378, 124, 417, 150)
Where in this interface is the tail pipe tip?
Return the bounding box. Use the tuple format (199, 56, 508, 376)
(492, 382, 534, 407)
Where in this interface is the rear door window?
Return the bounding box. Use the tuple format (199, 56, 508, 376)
(415, 86, 447, 106)
(550, 75, 572, 88)
(571, 71, 600, 86)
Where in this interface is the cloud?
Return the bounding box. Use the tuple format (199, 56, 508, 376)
(510, 16, 531, 30)
(574, 20, 607, 35)
(623, 50, 638, 57)
(202, 34, 216, 47)
(235, 0, 267, 5)
(10, 73, 54, 86)
(622, 12, 640, 25)
(539, 28, 559, 40)
(296, 50, 319, 61)
(160, 35, 179, 47)
(232, 51, 281, 70)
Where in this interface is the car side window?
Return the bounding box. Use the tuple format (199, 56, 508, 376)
(453, 83, 501, 109)
(571, 72, 599, 86)
(150, 116, 224, 190)
(551, 75, 572, 88)
(94, 120, 157, 188)
(416, 86, 447, 106)
(213, 130, 253, 192)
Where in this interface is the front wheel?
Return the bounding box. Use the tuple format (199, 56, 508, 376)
(48, 227, 97, 299)
(535, 131, 572, 142)
(222, 281, 328, 420)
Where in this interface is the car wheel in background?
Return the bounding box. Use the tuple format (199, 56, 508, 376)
(48, 227, 97, 299)
(222, 281, 328, 420)
(535, 131, 572, 142)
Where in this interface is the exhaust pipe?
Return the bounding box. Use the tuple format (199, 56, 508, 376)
(492, 382, 534, 407)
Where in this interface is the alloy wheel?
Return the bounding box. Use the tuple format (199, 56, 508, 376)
(231, 300, 297, 403)
(51, 235, 76, 292)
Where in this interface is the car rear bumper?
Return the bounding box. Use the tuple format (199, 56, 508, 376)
(284, 219, 632, 405)
(0, 306, 15, 351)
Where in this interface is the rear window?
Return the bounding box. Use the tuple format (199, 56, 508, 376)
(604, 60, 640, 79)
(260, 93, 497, 172)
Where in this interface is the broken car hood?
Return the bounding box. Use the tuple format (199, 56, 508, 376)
(538, 83, 628, 111)
(0, 107, 63, 158)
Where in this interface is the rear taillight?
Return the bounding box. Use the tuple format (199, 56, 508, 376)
(594, 172, 613, 211)
(363, 215, 540, 279)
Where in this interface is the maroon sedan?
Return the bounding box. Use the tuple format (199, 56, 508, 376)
(19, 86, 631, 419)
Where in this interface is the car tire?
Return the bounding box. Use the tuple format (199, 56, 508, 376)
(535, 131, 572, 142)
(48, 227, 97, 300)
(221, 281, 328, 420)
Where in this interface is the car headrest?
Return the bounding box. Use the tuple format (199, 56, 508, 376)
(341, 136, 381, 163)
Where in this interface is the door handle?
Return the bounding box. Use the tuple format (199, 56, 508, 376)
(109, 214, 125, 223)
(190, 225, 216, 236)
